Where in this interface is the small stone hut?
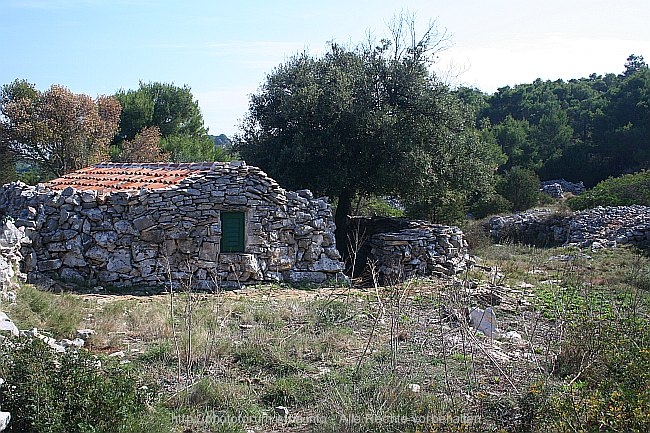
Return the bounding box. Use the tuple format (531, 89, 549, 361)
(0, 162, 345, 290)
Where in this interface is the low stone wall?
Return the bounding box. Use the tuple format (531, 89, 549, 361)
(349, 218, 471, 284)
(489, 205, 650, 249)
(0, 162, 345, 290)
(488, 209, 567, 247)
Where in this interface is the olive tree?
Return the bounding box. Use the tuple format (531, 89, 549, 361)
(236, 18, 502, 253)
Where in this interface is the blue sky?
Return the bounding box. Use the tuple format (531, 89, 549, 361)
(2, 0, 649, 136)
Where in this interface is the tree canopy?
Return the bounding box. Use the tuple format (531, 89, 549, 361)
(0, 80, 121, 178)
(236, 18, 503, 251)
(113, 82, 228, 162)
(476, 54, 650, 187)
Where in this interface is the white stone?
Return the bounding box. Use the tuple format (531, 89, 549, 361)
(77, 328, 96, 339)
(469, 307, 498, 338)
(0, 312, 18, 337)
(407, 383, 421, 393)
(0, 411, 11, 432)
(274, 406, 289, 416)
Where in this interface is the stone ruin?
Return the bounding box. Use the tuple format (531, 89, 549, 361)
(0, 162, 346, 290)
(0, 217, 27, 293)
(348, 217, 472, 284)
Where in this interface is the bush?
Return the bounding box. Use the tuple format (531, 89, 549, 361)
(522, 296, 650, 431)
(261, 375, 317, 407)
(497, 166, 542, 211)
(568, 170, 650, 210)
(469, 193, 512, 219)
(0, 338, 146, 433)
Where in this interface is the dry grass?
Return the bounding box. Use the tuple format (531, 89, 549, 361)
(5, 243, 649, 432)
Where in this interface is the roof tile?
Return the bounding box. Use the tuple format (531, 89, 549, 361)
(43, 162, 237, 193)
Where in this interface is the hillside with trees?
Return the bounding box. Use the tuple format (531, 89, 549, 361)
(466, 54, 650, 188)
(1, 47, 648, 224)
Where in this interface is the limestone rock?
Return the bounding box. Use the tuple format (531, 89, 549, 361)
(0, 311, 18, 337)
(469, 307, 498, 338)
(0, 411, 10, 432)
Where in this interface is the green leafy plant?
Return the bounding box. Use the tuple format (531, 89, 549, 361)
(0, 338, 146, 433)
(568, 170, 650, 210)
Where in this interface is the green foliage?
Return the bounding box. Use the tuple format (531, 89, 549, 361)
(496, 166, 541, 211)
(114, 82, 233, 163)
(236, 17, 503, 238)
(468, 193, 512, 219)
(232, 340, 309, 375)
(315, 369, 473, 433)
(310, 299, 350, 325)
(0, 128, 17, 185)
(531, 312, 650, 431)
(115, 82, 205, 141)
(568, 170, 650, 210)
(0, 339, 146, 433)
(353, 196, 405, 218)
(169, 378, 261, 416)
(160, 134, 233, 163)
(480, 55, 650, 187)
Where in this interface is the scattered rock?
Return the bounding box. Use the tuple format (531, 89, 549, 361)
(76, 328, 96, 340)
(274, 406, 289, 417)
(469, 307, 499, 338)
(489, 205, 650, 249)
(407, 383, 421, 393)
(0, 312, 18, 337)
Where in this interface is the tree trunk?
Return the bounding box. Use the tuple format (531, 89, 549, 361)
(334, 188, 353, 260)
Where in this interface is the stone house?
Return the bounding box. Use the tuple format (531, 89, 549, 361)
(0, 162, 345, 290)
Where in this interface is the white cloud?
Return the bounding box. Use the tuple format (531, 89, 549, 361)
(442, 33, 650, 91)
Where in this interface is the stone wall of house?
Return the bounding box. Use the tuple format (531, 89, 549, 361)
(488, 205, 650, 249)
(0, 162, 344, 290)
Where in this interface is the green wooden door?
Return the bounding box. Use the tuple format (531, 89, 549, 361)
(220, 212, 245, 253)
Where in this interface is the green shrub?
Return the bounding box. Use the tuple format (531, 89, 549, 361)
(8, 284, 84, 339)
(0, 338, 146, 433)
(568, 170, 650, 210)
(310, 299, 350, 325)
(525, 305, 650, 431)
(169, 377, 261, 416)
(496, 166, 542, 211)
(469, 193, 512, 219)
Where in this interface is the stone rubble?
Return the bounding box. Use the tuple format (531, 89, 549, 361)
(0, 410, 9, 432)
(540, 179, 586, 198)
(0, 162, 346, 289)
(0, 218, 27, 292)
(489, 205, 650, 249)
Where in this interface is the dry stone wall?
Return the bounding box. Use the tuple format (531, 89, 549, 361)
(489, 205, 650, 249)
(350, 218, 471, 284)
(0, 162, 344, 290)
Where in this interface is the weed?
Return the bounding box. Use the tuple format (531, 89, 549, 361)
(261, 374, 318, 407)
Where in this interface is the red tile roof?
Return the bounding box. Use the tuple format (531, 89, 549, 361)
(44, 162, 233, 193)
